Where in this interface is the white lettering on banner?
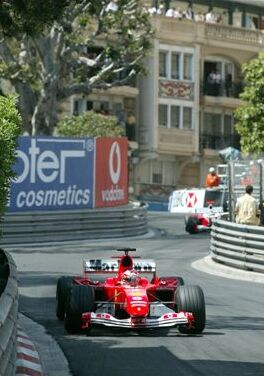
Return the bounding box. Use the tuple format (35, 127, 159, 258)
(100, 141, 125, 202)
(16, 186, 90, 208)
(15, 139, 86, 184)
(101, 185, 125, 202)
(109, 142, 121, 185)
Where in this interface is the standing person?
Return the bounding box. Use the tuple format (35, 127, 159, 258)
(205, 167, 221, 188)
(235, 185, 259, 225)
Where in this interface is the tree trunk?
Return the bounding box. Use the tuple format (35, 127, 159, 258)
(14, 82, 37, 135)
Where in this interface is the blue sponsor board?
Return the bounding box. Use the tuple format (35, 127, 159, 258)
(8, 137, 94, 212)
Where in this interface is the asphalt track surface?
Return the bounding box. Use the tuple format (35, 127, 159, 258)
(9, 213, 264, 376)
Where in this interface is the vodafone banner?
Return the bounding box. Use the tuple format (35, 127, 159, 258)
(94, 137, 128, 207)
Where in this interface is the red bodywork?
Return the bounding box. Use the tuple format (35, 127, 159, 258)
(70, 249, 194, 330)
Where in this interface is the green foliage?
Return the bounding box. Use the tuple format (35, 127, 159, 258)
(0, 0, 70, 35)
(56, 111, 124, 137)
(0, 96, 21, 216)
(235, 51, 264, 154)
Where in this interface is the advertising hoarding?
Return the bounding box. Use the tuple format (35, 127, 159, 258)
(8, 137, 94, 212)
(94, 137, 128, 207)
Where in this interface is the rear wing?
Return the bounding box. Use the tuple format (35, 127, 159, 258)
(83, 258, 156, 273)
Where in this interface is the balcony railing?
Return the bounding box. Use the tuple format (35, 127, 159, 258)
(200, 134, 241, 151)
(203, 80, 244, 98)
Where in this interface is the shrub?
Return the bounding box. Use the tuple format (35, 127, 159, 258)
(0, 96, 21, 217)
(56, 110, 125, 137)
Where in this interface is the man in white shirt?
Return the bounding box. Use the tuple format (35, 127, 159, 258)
(235, 185, 259, 225)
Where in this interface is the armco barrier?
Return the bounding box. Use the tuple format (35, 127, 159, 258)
(0, 249, 18, 376)
(0, 204, 148, 246)
(210, 219, 264, 273)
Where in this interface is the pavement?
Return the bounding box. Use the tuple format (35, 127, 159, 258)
(16, 251, 264, 376)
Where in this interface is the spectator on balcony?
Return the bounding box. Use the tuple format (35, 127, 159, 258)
(174, 7, 183, 20)
(235, 185, 259, 225)
(165, 7, 175, 17)
(148, 6, 157, 15)
(157, 4, 165, 16)
(194, 12, 205, 22)
(205, 167, 221, 188)
(184, 6, 194, 21)
(206, 69, 221, 96)
(205, 8, 217, 23)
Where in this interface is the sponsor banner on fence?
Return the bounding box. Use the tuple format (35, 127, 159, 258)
(8, 136, 94, 212)
(168, 189, 205, 213)
(94, 137, 128, 207)
(168, 188, 226, 214)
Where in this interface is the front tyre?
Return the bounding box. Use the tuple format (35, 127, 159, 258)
(175, 285, 206, 334)
(56, 276, 73, 321)
(65, 285, 95, 334)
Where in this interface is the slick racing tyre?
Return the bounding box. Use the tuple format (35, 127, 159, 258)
(56, 276, 73, 321)
(175, 285, 206, 334)
(185, 216, 200, 234)
(65, 285, 95, 334)
(0, 278, 7, 295)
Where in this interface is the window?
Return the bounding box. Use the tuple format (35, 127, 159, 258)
(73, 100, 79, 115)
(223, 114, 233, 135)
(86, 101, 93, 111)
(183, 54, 193, 80)
(171, 105, 180, 128)
(159, 51, 168, 77)
(203, 113, 221, 134)
(159, 104, 168, 127)
(182, 107, 193, 129)
(171, 53, 180, 79)
(151, 160, 163, 184)
(159, 48, 194, 81)
(159, 104, 193, 129)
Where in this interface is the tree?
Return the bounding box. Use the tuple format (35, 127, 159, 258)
(0, 0, 70, 35)
(0, 1, 153, 136)
(56, 110, 124, 137)
(235, 51, 264, 154)
(0, 96, 21, 216)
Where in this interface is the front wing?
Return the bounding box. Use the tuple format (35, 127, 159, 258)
(82, 311, 193, 329)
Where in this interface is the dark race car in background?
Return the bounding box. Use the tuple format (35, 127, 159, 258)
(56, 248, 206, 335)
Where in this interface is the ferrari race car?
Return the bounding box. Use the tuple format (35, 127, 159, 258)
(56, 248, 206, 334)
(185, 206, 223, 234)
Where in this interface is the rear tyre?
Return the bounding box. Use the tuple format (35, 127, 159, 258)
(56, 276, 73, 321)
(175, 285, 206, 334)
(65, 285, 95, 334)
(185, 216, 200, 234)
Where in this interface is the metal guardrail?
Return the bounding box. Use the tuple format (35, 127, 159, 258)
(0, 204, 148, 246)
(210, 219, 264, 273)
(0, 249, 18, 376)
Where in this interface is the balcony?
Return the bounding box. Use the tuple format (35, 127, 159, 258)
(151, 17, 264, 51)
(203, 80, 244, 98)
(200, 133, 240, 151)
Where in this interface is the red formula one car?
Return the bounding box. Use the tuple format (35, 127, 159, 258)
(56, 248, 206, 334)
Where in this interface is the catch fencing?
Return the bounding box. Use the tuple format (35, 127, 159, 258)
(0, 249, 18, 376)
(210, 219, 264, 273)
(221, 160, 264, 221)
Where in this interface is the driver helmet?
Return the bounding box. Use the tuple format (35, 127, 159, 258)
(122, 269, 140, 285)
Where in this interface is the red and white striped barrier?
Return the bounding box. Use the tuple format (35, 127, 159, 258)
(16, 326, 44, 376)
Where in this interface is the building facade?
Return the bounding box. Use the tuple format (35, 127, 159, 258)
(65, 0, 264, 202)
